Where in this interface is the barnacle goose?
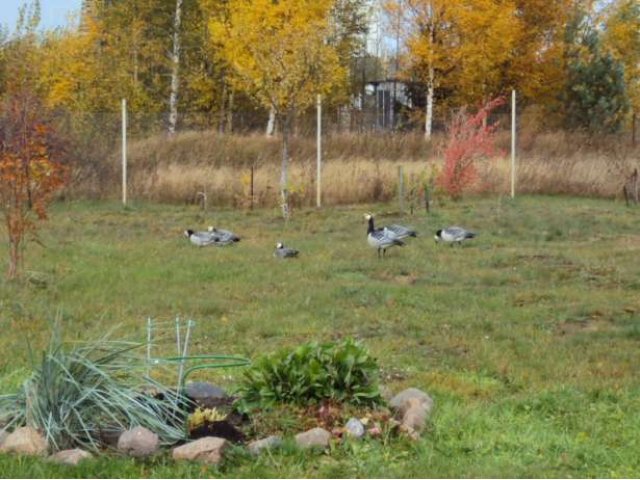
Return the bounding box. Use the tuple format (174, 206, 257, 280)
(434, 226, 477, 246)
(207, 226, 241, 246)
(184, 229, 218, 247)
(365, 213, 405, 258)
(385, 223, 418, 240)
(273, 242, 299, 259)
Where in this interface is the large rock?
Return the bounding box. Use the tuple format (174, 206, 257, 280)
(184, 382, 228, 408)
(0, 428, 8, 448)
(400, 397, 428, 440)
(389, 388, 434, 418)
(117, 426, 159, 458)
(247, 435, 282, 456)
(49, 449, 93, 466)
(294, 427, 331, 449)
(0, 426, 48, 456)
(172, 437, 228, 465)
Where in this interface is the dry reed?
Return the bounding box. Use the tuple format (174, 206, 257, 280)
(66, 130, 640, 206)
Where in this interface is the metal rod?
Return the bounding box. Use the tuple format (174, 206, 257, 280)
(146, 317, 152, 378)
(121, 99, 127, 206)
(316, 94, 322, 208)
(511, 89, 516, 199)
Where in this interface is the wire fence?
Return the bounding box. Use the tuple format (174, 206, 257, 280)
(52, 96, 640, 207)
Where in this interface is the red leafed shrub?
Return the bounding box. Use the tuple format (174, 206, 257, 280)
(0, 92, 67, 279)
(438, 96, 506, 200)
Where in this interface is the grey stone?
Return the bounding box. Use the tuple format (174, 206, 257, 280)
(0, 428, 8, 448)
(247, 435, 282, 456)
(49, 449, 93, 466)
(0, 426, 48, 456)
(400, 398, 428, 439)
(294, 427, 331, 449)
(389, 388, 434, 418)
(117, 426, 159, 458)
(184, 382, 228, 408)
(172, 437, 228, 465)
(344, 418, 365, 439)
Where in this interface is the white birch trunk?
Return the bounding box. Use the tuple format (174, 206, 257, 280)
(425, 67, 434, 140)
(168, 0, 183, 135)
(266, 107, 276, 136)
(280, 113, 290, 219)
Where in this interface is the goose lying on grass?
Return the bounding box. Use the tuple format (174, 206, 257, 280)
(435, 226, 477, 246)
(207, 226, 241, 245)
(274, 242, 299, 259)
(365, 213, 405, 258)
(184, 229, 218, 247)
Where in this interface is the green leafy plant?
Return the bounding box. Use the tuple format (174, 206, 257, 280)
(0, 333, 188, 452)
(236, 338, 382, 412)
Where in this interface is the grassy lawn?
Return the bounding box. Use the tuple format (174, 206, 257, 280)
(0, 195, 639, 478)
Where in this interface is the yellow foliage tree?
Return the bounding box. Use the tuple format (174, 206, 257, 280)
(399, 0, 576, 134)
(451, 0, 521, 105)
(210, 0, 346, 218)
(399, 0, 456, 139)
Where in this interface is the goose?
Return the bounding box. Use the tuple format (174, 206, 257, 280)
(434, 226, 477, 246)
(207, 226, 241, 246)
(365, 213, 405, 258)
(363, 212, 417, 240)
(274, 242, 299, 259)
(385, 223, 418, 240)
(184, 229, 219, 247)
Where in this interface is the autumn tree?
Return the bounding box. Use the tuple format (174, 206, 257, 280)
(0, 93, 67, 279)
(508, 0, 576, 105)
(398, 0, 520, 138)
(398, 0, 455, 139)
(210, 0, 346, 218)
(0, 2, 66, 279)
(602, 0, 640, 141)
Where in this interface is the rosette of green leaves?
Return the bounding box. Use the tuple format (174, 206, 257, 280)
(236, 338, 382, 411)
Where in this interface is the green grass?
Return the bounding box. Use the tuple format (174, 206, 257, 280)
(1, 195, 639, 478)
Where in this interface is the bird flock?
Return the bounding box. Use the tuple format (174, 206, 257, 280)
(184, 214, 476, 259)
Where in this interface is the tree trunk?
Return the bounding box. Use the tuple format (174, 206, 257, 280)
(168, 0, 183, 135)
(218, 80, 227, 134)
(6, 214, 21, 280)
(266, 106, 276, 136)
(632, 111, 637, 146)
(280, 112, 290, 220)
(425, 67, 434, 140)
(226, 90, 234, 133)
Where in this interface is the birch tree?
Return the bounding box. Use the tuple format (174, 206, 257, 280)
(210, 0, 345, 218)
(168, 0, 183, 134)
(400, 0, 455, 140)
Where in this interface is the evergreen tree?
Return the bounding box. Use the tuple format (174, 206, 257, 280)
(563, 16, 629, 133)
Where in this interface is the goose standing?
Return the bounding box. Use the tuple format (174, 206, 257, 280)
(274, 242, 299, 259)
(365, 213, 405, 258)
(434, 226, 477, 246)
(363, 213, 417, 240)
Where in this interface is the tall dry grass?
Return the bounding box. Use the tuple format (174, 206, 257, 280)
(67, 130, 640, 206)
